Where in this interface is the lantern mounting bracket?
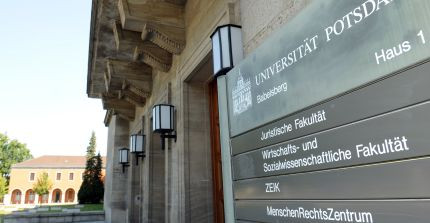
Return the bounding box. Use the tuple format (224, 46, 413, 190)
(160, 131, 177, 150)
(122, 163, 130, 173)
(134, 152, 146, 165)
(161, 132, 177, 141)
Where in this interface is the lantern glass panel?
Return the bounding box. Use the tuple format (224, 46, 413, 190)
(130, 135, 136, 153)
(212, 31, 221, 74)
(220, 26, 231, 68)
(119, 150, 122, 163)
(170, 106, 174, 130)
(152, 107, 155, 130)
(152, 106, 159, 131)
(119, 148, 129, 164)
(230, 26, 243, 66)
(136, 135, 144, 153)
(160, 105, 171, 130)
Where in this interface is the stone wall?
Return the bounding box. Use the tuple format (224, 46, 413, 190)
(99, 0, 315, 222)
(240, 0, 313, 55)
(104, 116, 130, 223)
(121, 0, 240, 222)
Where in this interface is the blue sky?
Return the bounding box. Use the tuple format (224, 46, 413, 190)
(0, 1, 107, 157)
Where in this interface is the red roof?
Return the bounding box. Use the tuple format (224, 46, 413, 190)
(12, 155, 106, 169)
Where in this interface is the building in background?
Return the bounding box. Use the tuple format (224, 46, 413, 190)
(7, 156, 106, 205)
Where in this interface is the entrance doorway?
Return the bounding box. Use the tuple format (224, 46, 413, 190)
(52, 189, 62, 203)
(208, 80, 224, 222)
(184, 53, 224, 222)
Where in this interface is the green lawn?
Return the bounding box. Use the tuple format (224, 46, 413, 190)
(0, 210, 8, 223)
(80, 204, 103, 211)
(36, 203, 103, 212)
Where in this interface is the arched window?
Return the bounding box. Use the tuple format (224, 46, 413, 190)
(38, 193, 49, 204)
(65, 188, 75, 203)
(25, 189, 35, 204)
(51, 189, 62, 203)
(11, 189, 22, 204)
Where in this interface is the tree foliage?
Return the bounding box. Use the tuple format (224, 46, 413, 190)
(86, 131, 96, 160)
(92, 153, 104, 202)
(0, 133, 33, 178)
(32, 172, 53, 203)
(78, 132, 104, 204)
(0, 175, 7, 200)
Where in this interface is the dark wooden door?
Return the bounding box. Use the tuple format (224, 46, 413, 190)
(208, 80, 224, 222)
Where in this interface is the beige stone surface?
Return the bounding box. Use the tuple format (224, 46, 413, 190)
(88, 0, 314, 222)
(104, 116, 129, 223)
(240, 0, 313, 55)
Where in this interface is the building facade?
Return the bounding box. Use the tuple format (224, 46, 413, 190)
(87, 0, 430, 222)
(87, 0, 311, 222)
(7, 156, 105, 205)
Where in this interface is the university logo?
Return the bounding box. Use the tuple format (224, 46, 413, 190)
(232, 69, 252, 115)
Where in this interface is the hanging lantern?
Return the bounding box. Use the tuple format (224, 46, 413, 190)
(130, 134, 145, 165)
(210, 24, 243, 77)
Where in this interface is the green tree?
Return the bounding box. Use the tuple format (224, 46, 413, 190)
(84, 131, 96, 178)
(92, 153, 104, 202)
(78, 132, 104, 203)
(86, 131, 96, 159)
(0, 175, 7, 200)
(32, 172, 53, 204)
(0, 133, 33, 178)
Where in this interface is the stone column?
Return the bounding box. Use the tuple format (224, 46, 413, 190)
(127, 146, 143, 223)
(19, 192, 23, 205)
(3, 194, 10, 205)
(34, 194, 39, 205)
(48, 190, 52, 204)
(147, 131, 165, 223)
(104, 115, 130, 223)
(61, 190, 66, 204)
(142, 116, 151, 223)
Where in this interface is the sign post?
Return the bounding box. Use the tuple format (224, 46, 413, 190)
(218, 0, 430, 222)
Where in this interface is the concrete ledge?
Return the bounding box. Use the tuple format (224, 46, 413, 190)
(4, 211, 105, 223)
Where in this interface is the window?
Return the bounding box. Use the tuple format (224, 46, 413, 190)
(26, 190, 35, 204)
(56, 172, 61, 181)
(29, 191, 35, 201)
(41, 194, 49, 204)
(69, 173, 74, 180)
(52, 189, 62, 203)
(11, 190, 22, 204)
(29, 172, 35, 181)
